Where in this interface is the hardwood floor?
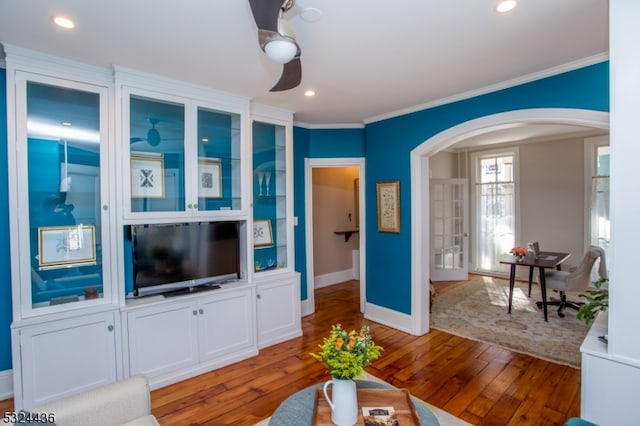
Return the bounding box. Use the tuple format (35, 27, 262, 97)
(1, 279, 581, 425)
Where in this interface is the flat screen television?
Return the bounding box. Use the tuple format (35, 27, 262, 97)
(131, 221, 241, 297)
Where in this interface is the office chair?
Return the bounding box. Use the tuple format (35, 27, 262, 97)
(536, 246, 605, 318)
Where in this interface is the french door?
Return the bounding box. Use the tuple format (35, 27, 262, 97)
(430, 179, 469, 281)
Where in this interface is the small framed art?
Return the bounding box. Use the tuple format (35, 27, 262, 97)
(253, 219, 274, 247)
(198, 158, 222, 198)
(376, 180, 401, 233)
(38, 225, 97, 270)
(131, 153, 165, 198)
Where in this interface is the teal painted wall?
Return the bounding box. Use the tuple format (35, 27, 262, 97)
(363, 62, 609, 313)
(292, 127, 366, 301)
(0, 67, 13, 371)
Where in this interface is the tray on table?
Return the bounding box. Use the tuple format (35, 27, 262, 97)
(312, 387, 422, 425)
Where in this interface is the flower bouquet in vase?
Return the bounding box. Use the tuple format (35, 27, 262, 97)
(311, 324, 383, 426)
(510, 246, 528, 262)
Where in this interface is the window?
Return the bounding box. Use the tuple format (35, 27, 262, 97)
(585, 136, 609, 277)
(471, 149, 518, 274)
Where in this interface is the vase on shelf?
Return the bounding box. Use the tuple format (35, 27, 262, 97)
(515, 255, 525, 263)
(257, 172, 264, 196)
(264, 171, 271, 196)
(322, 377, 358, 426)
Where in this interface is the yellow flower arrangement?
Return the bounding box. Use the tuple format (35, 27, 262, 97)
(310, 324, 383, 380)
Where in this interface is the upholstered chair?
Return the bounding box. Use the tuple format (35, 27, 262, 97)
(537, 246, 605, 317)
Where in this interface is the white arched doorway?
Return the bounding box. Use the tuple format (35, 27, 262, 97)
(409, 108, 610, 335)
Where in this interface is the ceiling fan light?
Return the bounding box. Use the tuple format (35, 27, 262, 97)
(264, 39, 298, 64)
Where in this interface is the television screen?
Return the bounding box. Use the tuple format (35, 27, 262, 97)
(131, 221, 240, 297)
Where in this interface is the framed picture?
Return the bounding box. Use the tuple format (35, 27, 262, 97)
(253, 219, 274, 247)
(198, 158, 222, 198)
(376, 180, 401, 233)
(131, 153, 165, 198)
(38, 225, 97, 270)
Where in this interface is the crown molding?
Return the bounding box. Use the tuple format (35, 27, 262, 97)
(364, 53, 609, 125)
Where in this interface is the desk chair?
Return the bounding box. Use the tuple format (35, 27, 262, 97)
(536, 246, 605, 318)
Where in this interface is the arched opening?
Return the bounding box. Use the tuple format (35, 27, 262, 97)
(409, 108, 610, 335)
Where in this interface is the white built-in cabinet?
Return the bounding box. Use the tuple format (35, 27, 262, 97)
(5, 45, 122, 410)
(5, 45, 301, 409)
(256, 273, 301, 348)
(124, 286, 256, 387)
(15, 311, 121, 409)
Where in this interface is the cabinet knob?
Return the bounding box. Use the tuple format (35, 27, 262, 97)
(198, 308, 204, 314)
(193, 310, 198, 316)
(107, 325, 114, 332)
(102, 205, 108, 211)
(256, 294, 261, 299)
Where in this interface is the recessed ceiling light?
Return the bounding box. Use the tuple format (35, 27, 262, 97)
(52, 15, 75, 29)
(304, 89, 316, 97)
(61, 121, 72, 126)
(496, 0, 518, 13)
(201, 138, 209, 143)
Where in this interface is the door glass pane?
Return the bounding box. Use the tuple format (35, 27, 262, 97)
(26, 82, 103, 307)
(197, 107, 241, 211)
(253, 121, 287, 272)
(432, 182, 465, 271)
(129, 96, 185, 212)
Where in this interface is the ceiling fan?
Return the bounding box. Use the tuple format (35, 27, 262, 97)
(248, 0, 302, 92)
(130, 118, 162, 146)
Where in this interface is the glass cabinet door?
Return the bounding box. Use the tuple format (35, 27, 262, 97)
(128, 95, 186, 214)
(126, 93, 243, 216)
(21, 78, 109, 312)
(253, 121, 287, 272)
(196, 106, 242, 211)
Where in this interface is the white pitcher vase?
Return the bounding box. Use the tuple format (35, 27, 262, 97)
(323, 377, 358, 426)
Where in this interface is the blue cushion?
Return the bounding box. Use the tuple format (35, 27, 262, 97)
(565, 418, 598, 426)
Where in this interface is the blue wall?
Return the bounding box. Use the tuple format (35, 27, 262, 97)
(0, 67, 13, 371)
(363, 62, 609, 314)
(292, 127, 366, 301)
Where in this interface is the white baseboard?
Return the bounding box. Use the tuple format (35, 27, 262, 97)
(314, 269, 353, 289)
(301, 298, 314, 317)
(0, 369, 13, 400)
(364, 302, 414, 334)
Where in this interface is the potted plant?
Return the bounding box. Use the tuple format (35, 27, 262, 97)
(310, 324, 383, 380)
(310, 324, 383, 426)
(577, 277, 609, 325)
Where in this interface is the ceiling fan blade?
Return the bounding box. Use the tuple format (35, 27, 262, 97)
(248, 0, 284, 33)
(270, 57, 302, 92)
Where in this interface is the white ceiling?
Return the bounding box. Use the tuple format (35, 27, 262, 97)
(0, 0, 608, 130)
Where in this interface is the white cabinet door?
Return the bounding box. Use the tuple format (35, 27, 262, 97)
(17, 311, 119, 410)
(198, 288, 255, 361)
(127, 300, 199, 380)
(256, 273, 301, 348)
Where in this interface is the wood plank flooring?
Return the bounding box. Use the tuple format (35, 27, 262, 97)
(1, 278, 581, 425)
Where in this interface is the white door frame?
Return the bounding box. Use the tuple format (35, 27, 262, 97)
(410, 108, 609, 335)
(303, 158, 366, 316)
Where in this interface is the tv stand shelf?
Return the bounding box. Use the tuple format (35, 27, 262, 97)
(162, 284, 221, 298)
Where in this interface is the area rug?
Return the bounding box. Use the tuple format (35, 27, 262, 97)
(430, 276, 589, 368)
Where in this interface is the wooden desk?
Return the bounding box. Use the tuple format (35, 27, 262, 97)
(500, 251, 570, 321)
